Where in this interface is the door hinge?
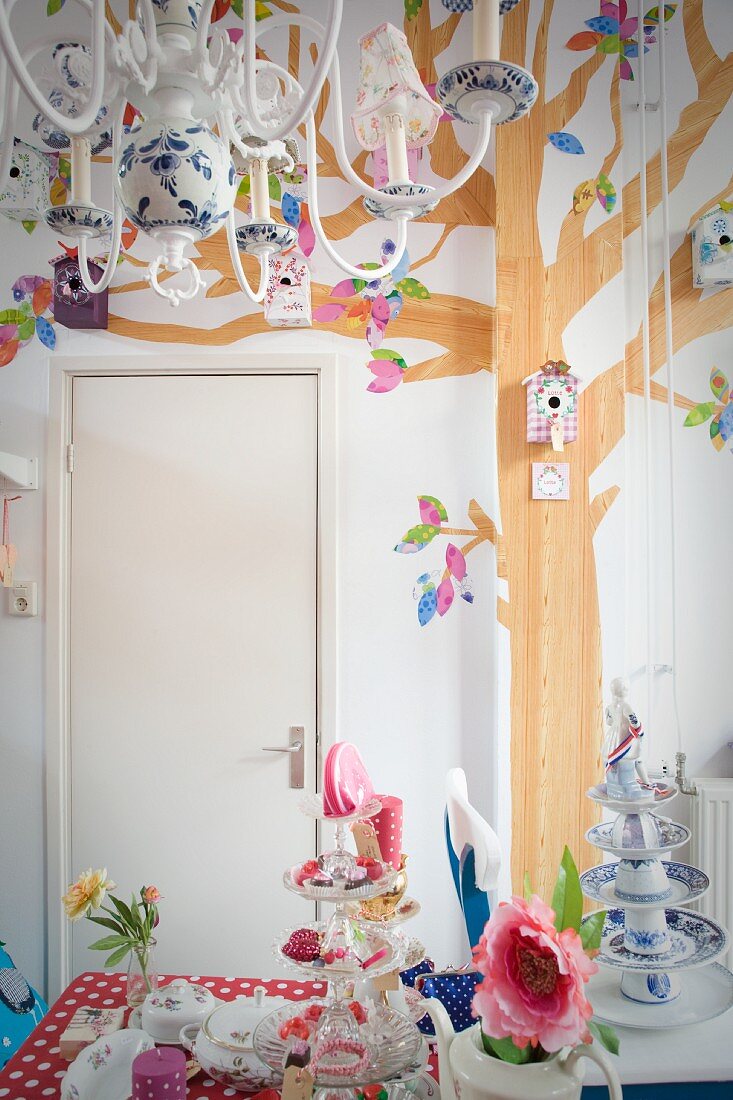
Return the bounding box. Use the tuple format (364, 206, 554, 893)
(66, 443, 74, 473)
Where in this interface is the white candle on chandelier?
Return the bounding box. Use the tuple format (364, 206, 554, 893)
(250, 157, 271, 221)
(473, 0, 500, 60)
(70, 136, 92, 204)
(383, 113, 410, 186)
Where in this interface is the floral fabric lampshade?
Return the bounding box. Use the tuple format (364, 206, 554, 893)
(351, 23, 442, 152)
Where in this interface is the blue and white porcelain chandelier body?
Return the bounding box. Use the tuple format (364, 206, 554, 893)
(0, 0, 537, 307)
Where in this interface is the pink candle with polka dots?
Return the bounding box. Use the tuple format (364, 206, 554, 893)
(132, 1046, 186, 1100)
(371, 794, 403, 869)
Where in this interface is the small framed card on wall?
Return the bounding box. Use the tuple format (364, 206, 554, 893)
(532, 462, 570, 500)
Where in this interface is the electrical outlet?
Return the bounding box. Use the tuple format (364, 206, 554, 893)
(8, 582, 37, 616)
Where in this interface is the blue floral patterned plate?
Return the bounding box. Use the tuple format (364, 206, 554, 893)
(580, 861, 709, 909)
(436, 59, 538, 125)
(588, 907, 729, 972)
(586, 816, 690, 857)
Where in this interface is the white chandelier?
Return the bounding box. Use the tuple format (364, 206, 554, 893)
(0, 0, 537, 308)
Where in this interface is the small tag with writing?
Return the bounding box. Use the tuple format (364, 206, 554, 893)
(372, 969, 400, 992)
(351, 821, 383, 861)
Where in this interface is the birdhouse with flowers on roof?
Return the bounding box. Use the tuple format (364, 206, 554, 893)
(50, 242, 108, 330)
(522, 360, 580, 452)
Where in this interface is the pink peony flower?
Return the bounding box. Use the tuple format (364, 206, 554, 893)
(142, 886, 162, 904)
(472, 894, 597, 1053)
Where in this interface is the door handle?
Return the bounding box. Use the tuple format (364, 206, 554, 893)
(261, 726, 304, 789)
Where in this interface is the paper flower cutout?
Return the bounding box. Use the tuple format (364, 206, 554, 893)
(412, 543, 473, 627)
(565, 2, 676, 82)
(0, 275, 56, 366)
(313, 239, 430, 392)
(684, 367, 733, 453)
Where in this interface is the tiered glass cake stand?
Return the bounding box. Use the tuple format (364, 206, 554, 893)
(253, 796, 430, 1099)
(581, 782, 733, 1028)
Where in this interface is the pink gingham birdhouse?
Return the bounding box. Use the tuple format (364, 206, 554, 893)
(264, 253, 311, 328)
(522, 360, 580, 451)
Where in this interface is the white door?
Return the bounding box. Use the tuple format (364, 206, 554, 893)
(69, 373, 318, 978)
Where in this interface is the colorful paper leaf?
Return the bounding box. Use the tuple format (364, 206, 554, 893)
(365, 318, 386, 350)
(710, 417, 725, 451)
(370, 293, 391, 325)
(281, 193, 301, 227)
(0, 310, 26, 325)
(312, 303, 347, 323)
(367, 373, 402, 394)
(17, 318, 35, 342)
(418, 495, 448, 524)
(254, 1, 272, 19)
(396, 277, 430, 300)
(709, 368, 729, 403)
(389, 248, 410, 285)
(566, 31, 604, 51)
(49, 176, 68, 208)
(573, 179, 596, 214)
(387, 291, 403, 319)
(394, 524, 441, 554)
(0, 340, 19, 367)
(595, 173, 617, 213)
(21, 220, 38, 235)
(268, 174, 281, 202)
(596, 33, 622, 54)
(297, 217, 315, 258)
(547, 132, 585, 155)
(36, 315, 56, 349)
(718, 404, 733, 442)
(417, 583, 437, 626)
(683, 401, 717, 427)
(585, 15, 619, 34)
(404, 0, 423, 19)
(47, 0, 66, 13)
(446, 542, 466, 581)
(372, 348, 408, 371)
(346, 299, 371, 329)
(368, 359, 402, 380)
(436, 575, 455, 617)
(32, 282, 52, 316)
(330, 279, 359, 298)
(644, 3, 676, 29)
(619, 57, 634, 80)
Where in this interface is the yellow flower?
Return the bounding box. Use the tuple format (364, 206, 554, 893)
(62, 868, 116, 921)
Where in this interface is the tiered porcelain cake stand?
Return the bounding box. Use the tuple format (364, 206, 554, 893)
(253, 796, 431, 1099)
(580, 783, 733, 1029)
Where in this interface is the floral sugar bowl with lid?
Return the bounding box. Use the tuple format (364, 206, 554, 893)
(140, 979, 217, 1043)
(179, 986, 288, 1091)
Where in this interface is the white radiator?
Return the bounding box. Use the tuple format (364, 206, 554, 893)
(691, 777, 733, 967)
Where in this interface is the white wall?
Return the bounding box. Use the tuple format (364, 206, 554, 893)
(0, 1, 498, 995)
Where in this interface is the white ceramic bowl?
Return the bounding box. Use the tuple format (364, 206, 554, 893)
(179, 986, 288, 1092)
(141, 978, 218, 1043)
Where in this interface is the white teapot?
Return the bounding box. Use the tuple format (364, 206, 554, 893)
(425, 1000, 622, 1100)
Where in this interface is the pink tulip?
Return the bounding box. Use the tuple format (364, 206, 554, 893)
(472, 895, 597, 1053)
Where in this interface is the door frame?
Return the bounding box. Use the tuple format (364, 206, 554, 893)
(45, 352, 339, 998)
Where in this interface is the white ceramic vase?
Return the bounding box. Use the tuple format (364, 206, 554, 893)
(426, 1003, 622, 1100)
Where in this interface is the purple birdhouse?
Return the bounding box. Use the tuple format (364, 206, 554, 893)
(51, 249, 108, 330)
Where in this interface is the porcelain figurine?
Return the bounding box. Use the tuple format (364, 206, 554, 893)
(603, 677, 650, 801)
(425, 1001, 622, 1100)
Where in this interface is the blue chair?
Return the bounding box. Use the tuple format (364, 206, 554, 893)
(0, 942, 47, 1068)
(444, 767, 502, 952)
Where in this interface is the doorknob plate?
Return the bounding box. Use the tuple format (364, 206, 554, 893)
(289, 726, 304, 789)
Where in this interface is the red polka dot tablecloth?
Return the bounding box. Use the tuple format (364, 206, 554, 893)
(0, 973, 438, 1099)
(0, 973, 332, 1100)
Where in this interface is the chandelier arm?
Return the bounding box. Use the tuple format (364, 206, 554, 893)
(304, 112, 410, 281)
(74, 99, 127, 295)
(224, 210, 271, 303)
(0, 0, 108, 134)
(234, 1, 343, 142)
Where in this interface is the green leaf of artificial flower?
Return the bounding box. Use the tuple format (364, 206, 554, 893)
(481, 1032, 533, 1064)
(551, 846, 583, 933)
(589, 1018, 620, 1056)
(523, 871, 533, 902)
(108, 894, 135, 930)
(104, 944, 133, 968)
(87, 915, 127, 935)
(580, 909, 606, 953)
(88, 934, 132, 951)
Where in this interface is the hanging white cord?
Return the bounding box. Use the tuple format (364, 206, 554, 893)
(254, 12, 495, 210)
(637, 0, 654, 737)
(658, 10, 682, 755)
(0, 0, 107, 134)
